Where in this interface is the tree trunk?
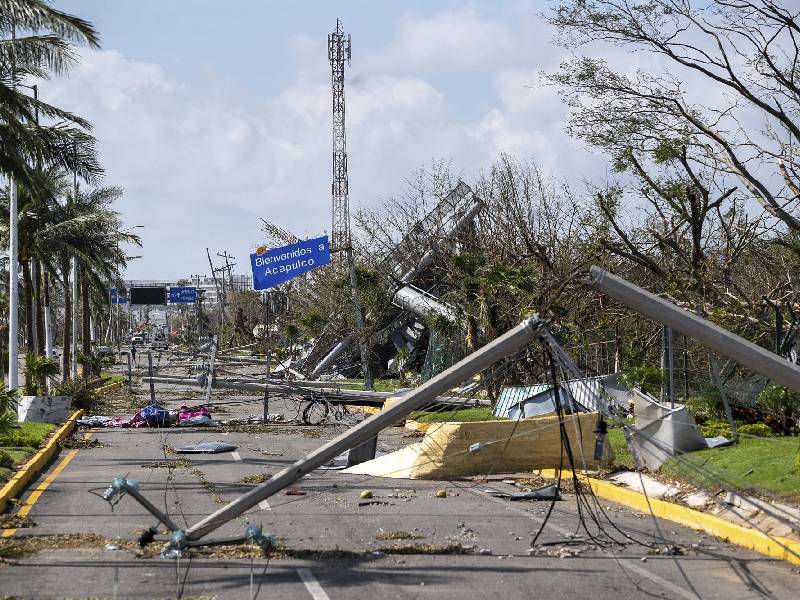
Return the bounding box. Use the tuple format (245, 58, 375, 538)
(61, 255, 71, 383)
(22, 259, 34, 353)
(81, 269, 91, 377)
(33, 257, 44, 355)
(44, 273, 53, 388)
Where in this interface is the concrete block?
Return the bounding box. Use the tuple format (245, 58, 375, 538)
(17, 395, 73, 424)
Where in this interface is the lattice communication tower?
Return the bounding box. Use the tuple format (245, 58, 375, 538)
(328, 19, 352, 253)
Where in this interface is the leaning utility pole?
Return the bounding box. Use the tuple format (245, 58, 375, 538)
(206, 249, 225, 347)
(217, 251, 237, 345)
(328, 19, 373, 389)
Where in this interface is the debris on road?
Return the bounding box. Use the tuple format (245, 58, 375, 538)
(58, 437, 104, 450)
(0, 514, 36, 529)
(176, 442, 238, 454)
(435, 489, 447, 498)
(239, 472, 272, 484)
(486, 484, 561, 501)
(140, 458, 191, 469)
(285, 488, 307, 496)
(360, 489, 373, 499)
(375, 530, 424, 541)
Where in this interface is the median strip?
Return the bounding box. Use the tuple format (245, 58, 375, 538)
(0, 409, 85, 515)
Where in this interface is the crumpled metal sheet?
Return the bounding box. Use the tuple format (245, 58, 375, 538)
(176, 441, 238, 454)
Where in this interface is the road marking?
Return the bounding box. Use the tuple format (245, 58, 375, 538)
(259, 499, 272, 511)
(2, 431, 93, 538)
(297, 568, 330, 600)
(231, 451, 242, 462)
(469, 487, 698, 600)
(619, 560, 700, 600)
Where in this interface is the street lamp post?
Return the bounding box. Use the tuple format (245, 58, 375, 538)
(8, 178, 19, 390)
(7, 82, 39, 389)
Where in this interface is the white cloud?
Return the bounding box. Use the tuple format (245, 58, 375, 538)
(38, 7, 610, 279)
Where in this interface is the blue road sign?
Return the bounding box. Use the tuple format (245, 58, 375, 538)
(169, 286, 197, 303)
(110, 288, 128, 304)
(250, 235, 331, 290)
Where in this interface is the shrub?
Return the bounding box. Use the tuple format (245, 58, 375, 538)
(701, 419, 734, 438)
(0, 386, 17, 437)
(0, 450, 14, 469)
(737, 423, 775, 438)
(53, 378, 99, 411)
(22, 352, 60, 396)
(685, 395, 724, 421)
(758, 383, 800, 432)
(621, 365, 663, 397)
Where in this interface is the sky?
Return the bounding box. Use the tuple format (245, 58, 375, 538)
(45, 0, 613, 280)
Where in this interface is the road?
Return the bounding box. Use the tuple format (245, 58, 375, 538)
(1, 382, 798, 599)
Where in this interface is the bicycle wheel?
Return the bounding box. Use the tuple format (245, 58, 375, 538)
(302, 400, 330, 426)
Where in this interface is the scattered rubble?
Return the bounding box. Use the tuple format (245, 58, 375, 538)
(374, 530, 424, 541)
(238, 473, 273, 484)
(0, 515, 36, 529)
(140, 458, 192, 469)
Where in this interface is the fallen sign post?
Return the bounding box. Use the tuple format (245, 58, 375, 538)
(250, 235, 331, 291)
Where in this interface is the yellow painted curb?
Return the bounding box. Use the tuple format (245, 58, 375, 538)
(95, 380, 124, 396)
(0, 409, 85, 514)
(534, 469, 800, 566)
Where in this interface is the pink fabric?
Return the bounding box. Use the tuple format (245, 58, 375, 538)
(178, 405, 211, 422)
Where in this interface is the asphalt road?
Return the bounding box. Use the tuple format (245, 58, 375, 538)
(1, 383, 798, 599)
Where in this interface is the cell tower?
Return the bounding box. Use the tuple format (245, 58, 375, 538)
(328, 19, 352, 253)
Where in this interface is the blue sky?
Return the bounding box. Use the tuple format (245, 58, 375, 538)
(49, 1, 609, 279)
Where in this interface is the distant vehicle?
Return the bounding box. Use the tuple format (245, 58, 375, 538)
(130, 334, 144, 345)
(151, 338, 169, 350)
(96, 345, 115, 357)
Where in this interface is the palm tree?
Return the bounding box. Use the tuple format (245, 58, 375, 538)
(38, 184, 141, 379)
(1, 171, 141, 380)
(0, 0, 102, 189)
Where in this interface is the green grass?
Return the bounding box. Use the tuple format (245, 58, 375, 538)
(338, 378, 409, 393)
(412, 407, 497, 423)
(660, 437, 800, 501)
(0, 422, 54, 448)
(0, 423, 55, 483)
(100, 372, 125, 384)
(607, 428, 636, 469)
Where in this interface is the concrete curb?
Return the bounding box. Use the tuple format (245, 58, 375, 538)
(535, 468, 800, 566)
(404, 419, 432, 433)
(0, 409, 85, 514)
(95, 380, 124, 396)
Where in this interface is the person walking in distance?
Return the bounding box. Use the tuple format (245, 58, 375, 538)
(131, 343, 137, 365)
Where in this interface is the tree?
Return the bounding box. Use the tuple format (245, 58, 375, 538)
(549, 0, 800, 233)
(0, 0, 102, 189)
(547, 0, 800, 365)
(39, 184, 140, 379)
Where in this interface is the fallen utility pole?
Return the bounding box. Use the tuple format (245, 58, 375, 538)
(589, 266, 800, 393)
(182, 316, 542, 541)
(142, 374, 484, 409)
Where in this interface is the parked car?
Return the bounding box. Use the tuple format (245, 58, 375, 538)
(130, 334, 144, 345)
